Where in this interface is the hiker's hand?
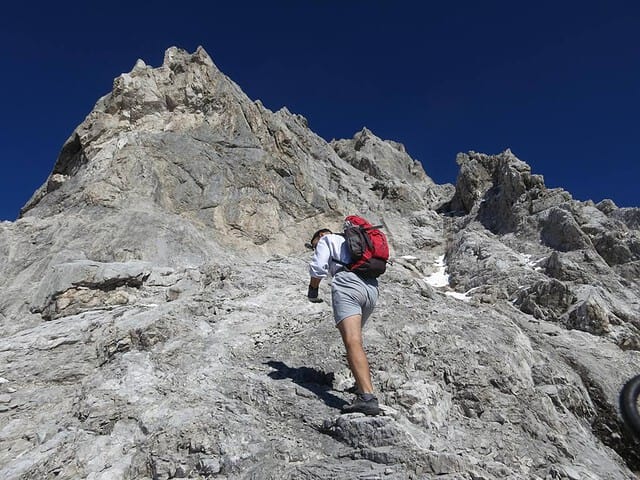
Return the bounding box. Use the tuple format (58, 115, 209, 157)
(307, 286, 323, 303)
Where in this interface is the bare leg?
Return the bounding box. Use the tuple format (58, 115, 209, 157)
(337, 314, 374, 394)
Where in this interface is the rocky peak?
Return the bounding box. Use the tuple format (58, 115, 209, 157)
(446, 149, 546, 216)
(108, 46, 237, 117)
(19, 47, 452, 266)
(330, 127, 432, 185)
(22, 47, 255, 212)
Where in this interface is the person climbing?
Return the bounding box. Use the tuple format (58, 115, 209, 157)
(306, 221, 382, 416)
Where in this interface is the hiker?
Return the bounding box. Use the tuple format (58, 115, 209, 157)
(307, 224, 382, 416)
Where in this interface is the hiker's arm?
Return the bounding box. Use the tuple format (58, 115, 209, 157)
(308, 238, 329, 302)
(308, 237, 331, 279)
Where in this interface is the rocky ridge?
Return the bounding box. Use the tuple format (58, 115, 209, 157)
(0, 47, 639, 479)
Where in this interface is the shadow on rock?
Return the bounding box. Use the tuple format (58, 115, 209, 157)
(265, 360, 348, 410)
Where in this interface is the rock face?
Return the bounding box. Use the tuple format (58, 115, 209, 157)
(0, 46, 639, 479)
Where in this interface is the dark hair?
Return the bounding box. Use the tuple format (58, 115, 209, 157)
(306, 228, 332, 249)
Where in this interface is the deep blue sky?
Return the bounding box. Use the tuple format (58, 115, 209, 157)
(1, 1, 638, 221)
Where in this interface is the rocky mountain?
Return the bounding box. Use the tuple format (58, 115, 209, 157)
(1, 46, 639, 480)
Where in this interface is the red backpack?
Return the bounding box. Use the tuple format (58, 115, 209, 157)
(338, 215, 389, 278)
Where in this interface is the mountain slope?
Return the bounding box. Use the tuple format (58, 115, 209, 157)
(0, 47, 638, 480)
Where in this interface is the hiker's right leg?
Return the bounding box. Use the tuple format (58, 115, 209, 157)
(337, 314, 374, 394)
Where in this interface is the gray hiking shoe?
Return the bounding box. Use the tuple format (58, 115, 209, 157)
(341, 393, 380, 416)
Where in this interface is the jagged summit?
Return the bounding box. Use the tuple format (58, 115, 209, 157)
(331, 127, 433, 185)
(20, 47, 449, 264)
(1, 47, 639, 479)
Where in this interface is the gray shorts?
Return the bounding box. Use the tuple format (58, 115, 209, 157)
(331, 271, 379, 326)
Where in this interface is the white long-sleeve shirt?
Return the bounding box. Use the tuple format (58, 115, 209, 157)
(309, 233, 352, 279)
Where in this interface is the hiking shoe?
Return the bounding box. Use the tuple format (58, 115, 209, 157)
(341, 393, 380, 416)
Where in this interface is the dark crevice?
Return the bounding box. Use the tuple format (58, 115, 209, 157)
(567, 358, 640, 470)
(53, 133, 88, 177)
(72, 273, 150, 292)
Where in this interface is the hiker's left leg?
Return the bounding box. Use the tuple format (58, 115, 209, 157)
(337, 314, 374, 394)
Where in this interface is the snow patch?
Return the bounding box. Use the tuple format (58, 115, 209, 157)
(425, 255, 449, 288)
(445, 291, 471, 302)
(521, 253, 544, 271)
(424, 255, 472, 301)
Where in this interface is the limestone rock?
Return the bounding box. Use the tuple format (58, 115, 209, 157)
(31, 260, 151, 319)
(444, 149, 545, 223)
(540, 207, 594, 251)
(514, 278, 576, 321)
(563, 292, 613, 335)
(330, 127, 432, 185)
(331, 128, 452, 212)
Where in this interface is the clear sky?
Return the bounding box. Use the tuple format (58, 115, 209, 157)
(1, 1, 638, 221)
